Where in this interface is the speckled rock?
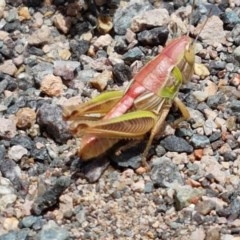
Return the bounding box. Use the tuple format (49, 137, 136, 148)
(53, 60, 80, 81)
(40, 74, 64, 97)
(160, 135, 193, 153)
(36, 103, 71, 143)
(151, 157, 184, 188)
(36, 220, 70, 240)
(114, 1, 153, 34)
(174, 185, 205, 210)
(0, 118, 17, 139)
(32, 176, 71, 215)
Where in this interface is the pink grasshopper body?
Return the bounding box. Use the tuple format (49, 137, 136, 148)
(63, 35, 195, 167)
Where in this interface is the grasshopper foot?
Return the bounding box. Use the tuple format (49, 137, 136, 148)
(136, 157, 150, 174)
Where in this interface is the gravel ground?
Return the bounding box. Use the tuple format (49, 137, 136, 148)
(0, 0, 240, 239)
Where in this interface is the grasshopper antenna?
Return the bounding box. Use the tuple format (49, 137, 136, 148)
(193, 8, 213, 44)
(187, 0, 213, 44)
(187, 0, 196, 37)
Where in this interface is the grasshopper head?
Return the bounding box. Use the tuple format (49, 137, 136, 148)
(184, 40, 195, 66)
(182, 39, 195, 84)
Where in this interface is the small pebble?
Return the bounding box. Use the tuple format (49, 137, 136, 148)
(8, 145, 28, 161)
(90, 70, 112, 91)
(16, 107, 36, 129)
(195, 200, 216, 215)
(53, 13, 71, 34)
(3, 217, 19, 231)
(190, 134, 210, 148)
(40, 74, 64, 97)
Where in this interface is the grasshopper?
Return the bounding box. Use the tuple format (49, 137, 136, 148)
(63, 6, 207, 170)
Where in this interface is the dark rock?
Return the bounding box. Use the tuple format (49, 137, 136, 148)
(0, 44, 14, 59)
(37, 103, 71, 144)
(50, 158, 65, 168)
(70, 39, 89, 61)
(0, 145, 6, 159)
(209, 132, 221, 142)
(114, 37, 128, 54)
(71, 157, 110, 183)
(173, 0, 188, 9)
(226, 136, 238, 149)
(28, 163, 48, 177)
(17, 73, 35, 90)
(220, 10, 240, 30)
(197, 102, 210, 112)
(112, 63, 132, 85)
(231, 24, 240, 46)
(23, 0, 42, 7)
(31, 147, 51, 162)
(211, 139, 224, 150)
(0, 158, 25, 192)
(0, 140, 10, 148)
(5, 0, 23, 7)
(160, 135, 193, 153)
(151, 157, 184, 188)
(96, 49, 107, 59)
(209, 60, 226, 70)
(192, 212, 204, 224)
(217, 198, 240, 220)
(137, 26, 169, 46)
(26, 99, 38, 110)
(155, 145, 166, 157)
(31, 176, 71, 215)
(122, 47, 144, 64)
(24, 56, 38, 67)
(6, 105, 18, 115)
(184, 94, 199, 109)
(156, 204, 167, 214)
(175, 128, 193, 138)
(3, 20, 21, 33)
(222, 151, 237, 161)
(230, 100, 240, 112)
(69, 21, 90, 37)
(10, 135, 34, 150)
(190, 134, 210, 148)
(0, 79, 8, 95)
(6, 80, 18, 91)
(15, 96, 27, 108)
(53, 0, 65, 5)
(207, 93, 225, 109)
(19, 216, 41, 228)
(28, 46, 45, 56)
(110, 141, 154, 170)
(111, 190, 122, 199)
